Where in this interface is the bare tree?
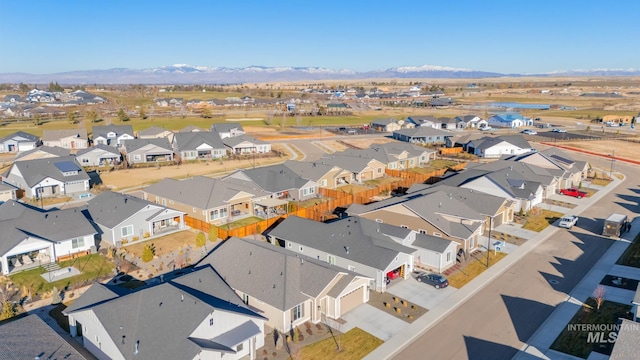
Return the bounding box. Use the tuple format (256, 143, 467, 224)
(593, 285, 606, 311)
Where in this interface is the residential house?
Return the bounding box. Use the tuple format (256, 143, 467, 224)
(223, 164, 318, 202)
(602, 114, 633, 125)
(198, 237, 371, 332)
(92, 125, 135, 148)
(223, 134, 271, 155)
(392, 127, 453, 145)
(0, 131, 39, 153)
(538, 148, 589, 187)
(487, 113, 532, 129)
(464, 135, 534, 158)
(440, 165, 544, 213)
(0, 181, 17, 203)
(429, 97, 454, 107)
(410, 233, 459, 273)
(155, 97, 183, 107)
(14, 145, 70, 161)
(42, 129, 89, 150)
(137, 126, 175, 143)
(319, 154, 386, 182)
(283, 160, 353, 189)
(211, 123, 246, 139)
(370, 118, 413, 132)
(432, 117, 458, 130)
(406, 115, 438, 128)
(2, 94, 23, 103)
(267, 216, 417, 292)
(64, 90, 106, 104)
(347, 187, 489, 262)
(609, 318, 640, 360)
(172, 132, 226, 160)
(143, 176, 271, 225)
(0, 315, 87, 360)
(85, 191, 185, 246)
(64, 266, 266, 360)
(178, 125, 207, 133)
(0, 200, 96, 275)
(122, 138, 173, 164)
(332, 142, 436, 171)
(4, 156, 90, 198)
(75, 144, 122, 167)
(454, 115, 486, 129)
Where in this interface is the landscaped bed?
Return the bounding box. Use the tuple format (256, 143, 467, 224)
(550, 298, 633, 358)
(447, 251, 507, 289)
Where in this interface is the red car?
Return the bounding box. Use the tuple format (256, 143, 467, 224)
(559, 188, 587, 198)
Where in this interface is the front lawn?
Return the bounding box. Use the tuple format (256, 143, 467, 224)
(550, 298, 633, 358)
(9, 254, 114, 296)
(298, 327, 383, 360)
(447, 251, 507, 289)
(616, 232, 640, 267)
(522, 209, 563, 232)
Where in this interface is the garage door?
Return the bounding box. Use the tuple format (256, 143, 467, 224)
(66, 181, 86, 194)
(339, 286, 364, 315)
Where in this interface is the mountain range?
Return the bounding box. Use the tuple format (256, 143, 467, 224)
(1, 64, 639, 84)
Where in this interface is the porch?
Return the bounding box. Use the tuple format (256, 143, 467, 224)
(3, 249, 52, 275)
(254, 198, 288, 219)
(152, 217, 183, 236)
(145, 153, 173, 162)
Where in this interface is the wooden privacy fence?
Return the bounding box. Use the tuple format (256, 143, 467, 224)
(185, 163, 468, 239)
(439, 147, 464, 155)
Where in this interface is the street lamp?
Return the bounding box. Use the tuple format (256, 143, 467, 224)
(609, 150, 616, 180)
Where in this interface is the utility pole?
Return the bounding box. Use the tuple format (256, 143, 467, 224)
(486, 216, 492, 268)
(609, 150, 615, 179)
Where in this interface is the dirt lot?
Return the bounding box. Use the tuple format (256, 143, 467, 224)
(540, 139, 640, 161)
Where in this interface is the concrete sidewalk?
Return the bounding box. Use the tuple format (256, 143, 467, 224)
(365, 173, 624, 360)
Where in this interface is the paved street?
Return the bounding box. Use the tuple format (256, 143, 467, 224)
(364, 148, 639, 360)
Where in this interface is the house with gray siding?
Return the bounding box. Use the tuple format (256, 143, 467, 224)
(85, 191, 185, 246)
(64, 266, 266, 360)
(91, 125, 135, 148)
(198, 237, 371, 332)
(75, 144, 122, 167)
(224, 164, 318, 202)
(0, 131, 39, 153)
(4, 155, 90, 198)
(223, 134, 271, 154)
(172, 131, 226, 160)
(122, 138, 173, 164)
(0, 200, 96, 275)
(331, 142, 436, 170)
(267, 216, 416, 292)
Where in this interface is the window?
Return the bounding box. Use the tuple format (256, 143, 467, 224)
(291, 303, 304, 321)
(320, 179, 327, 187)
(377, 168, 382, 174)
(209, 318, 214, 326)
(133, 154, 141, 161)
(242, 293, 249, 305)
(400, 225, 408, 229)
(446, 252, 451, 262)
(72, 237, 85, 249)
(236, 343, 244, 352)
(327, 255, 335, 265)
(121, 225, 134, 237)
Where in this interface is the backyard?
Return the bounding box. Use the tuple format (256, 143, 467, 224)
(122, 230, 205, 258)
(9, 253, 114, 298)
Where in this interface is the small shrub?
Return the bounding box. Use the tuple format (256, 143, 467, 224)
(143, 232, 150, 238)
(195, 232, 206, 247)
(132, 236, 139, 241)
(141, 244, 155, 263)
(121, 239, 129, 245)
(208, 226, 218, 241)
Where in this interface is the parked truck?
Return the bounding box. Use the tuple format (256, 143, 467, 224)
(603, 213, 628, 238)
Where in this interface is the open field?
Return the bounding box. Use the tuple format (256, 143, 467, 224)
(551, 139, 640, 160)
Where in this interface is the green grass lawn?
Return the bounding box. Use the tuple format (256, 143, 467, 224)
(9, 254, 114, 296)
(616, 233, 640, 267)
(218, 216, 263, 230)
(551, 298, 633, 358)
(522, 209, 564, 232)
(298, 327, 383, 360)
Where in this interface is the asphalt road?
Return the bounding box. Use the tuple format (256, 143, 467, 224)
(394, 150, 639, 360)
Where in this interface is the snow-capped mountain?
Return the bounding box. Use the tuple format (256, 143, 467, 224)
(0, 64, 638, 84)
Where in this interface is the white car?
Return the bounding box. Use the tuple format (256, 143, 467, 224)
(479, 126, 493, 131)
(559, 215, 579, 229)
(521, 129, 537, 135)
(551, 128, 567, 133)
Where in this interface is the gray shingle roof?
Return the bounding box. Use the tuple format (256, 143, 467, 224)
(222, 134, 268, 147)
(122, 138, 172, 153)
(267, 216, 416, 271)
(471, 135, 532, 152)
(0, 314, 87, 360)
(413, 234, 455, 253)
(8, 155, 89, 187)
(144, 176, 270, 210)
(91, 125, 134, 139)
(609, 318, 640, 360)
(370, 118, 399, 126)
(198, 237, 358, 311)
(319, 154, 380, 173)
(211, 123, 244, 133)
(137, 126, 172, 137)
(173, 131, 224, 150)
(229, 164, 310, 194)
(0, 200, 97, 256)
(41, 129, 88, 142)
(332, 142, 434, 165)
(76, 143, 121, 157)
(283, 160, 340, 182)
(66, 266, 263, 360)
(14, 145, 70, 161)
(0, 130, 39, 144)
(392, 127, 453, 138)
(86, 191, 167, 228)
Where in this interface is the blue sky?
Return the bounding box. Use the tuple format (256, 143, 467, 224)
(0, 0, 637, 74)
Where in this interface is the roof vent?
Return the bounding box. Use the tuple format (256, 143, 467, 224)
(181, 294, 184, 302)
(159, 302, 162, 307)
(345, 246, 350, 254)
(273, 284, 276, 289)
(134, 340, 139, 355)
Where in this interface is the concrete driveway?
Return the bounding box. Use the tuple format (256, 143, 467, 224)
(387, 275, 457, 310)
(341, 303, 408, 341)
